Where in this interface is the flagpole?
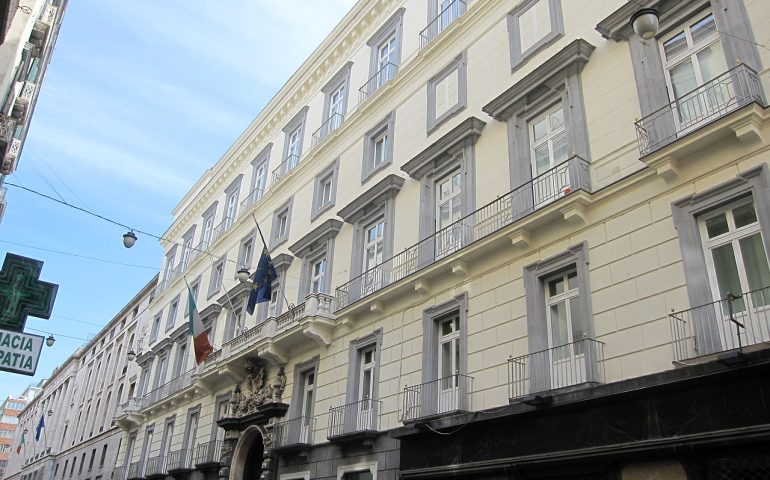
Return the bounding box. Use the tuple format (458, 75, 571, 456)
(250, 213, 295, 317)
(207, 256, 244, 337)
(43, 420, 48, 456)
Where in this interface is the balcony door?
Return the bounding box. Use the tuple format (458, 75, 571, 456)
(362, 219, 385, 296)
(377, 35, 397, 87)
(530, 104, 569, 207)
(545, 270, 586, 389)
(299, 371, 315, 444)
(438, 315, 460, 414)
(699, 199, 770, 350)
(660, 12, 729, 132)
(357, 346, 376, 430)
(435, 170, 463, 258)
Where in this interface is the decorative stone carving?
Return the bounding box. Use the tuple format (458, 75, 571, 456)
(272, 367, 286, 402)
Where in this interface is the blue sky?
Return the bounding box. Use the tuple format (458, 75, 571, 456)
(0, 0, 357, 400)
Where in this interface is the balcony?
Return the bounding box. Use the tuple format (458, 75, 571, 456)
(359, 63, 398, 104)
(200, 293, 336, 381)
(312, 113, 344, 148)
(154, 262, 185, 296)
(12, 81, 36, 119)
(186, 240, 208, 268)
(336, 156, 591, 311)
(328, 399, 382, 443)
(1, 138, 21, 175)
(419, 0, 467, 49)
(114, 397, 143, 431)
(635, 64, 764, 157)
(508, 338, 606, 401)
(145, 455, 166, 478)
(113, 465, 128, 480)
(166, 447, 193, 472)
(126, 461, 143, 480)
(194, 440, 221, 469)
(402, 374, 473, 423)
(272, 416, 316, 452)
(138, 368, 197, 412)
(272, 154, 300, 185)
(670, 286, 770, 362)
(239, 185, 265, 216)
(30, 3, 57, 48)
(210, 216, 235, 246)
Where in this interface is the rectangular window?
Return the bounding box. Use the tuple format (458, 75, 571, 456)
(224, 192, 238, 229)
(150, 314, 161, 342)
(280, 107, 308, 179)
(79, 453, 85, 474)
(427, 52, 467, 133)
(338, 463, 378, 480)
(363, 219, 385, 295)
(238, 234, 255, 270)
(310, 257, 327, 294)
(124, 433, 136, 466)
(271, 198, 293, 248)
(180, 232, 194, 271)
(161, 418, 175, 459)
(529, 103, 570, 206)
(362, 9, 404, 101)
(152, 355, 168, 390)
(208, 257, 226, 298)
(165, 297, 179, 331)
(311, 160, 339, 221)
(435, 170, 463, 257)
(320, 177, 333, 208)
(201, 214, 215, 249)
(185, 278, 200, 317)
(99, 444, 107, 467)
(88, 448, 95, 471)
(362, 112, 395, 182)
(184, 411, 199, 456)
(213, 398, 229, 444)
(267, 284, 279, 318)
(507, 0, 564, 70)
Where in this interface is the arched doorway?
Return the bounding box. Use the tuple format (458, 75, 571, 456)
(230, 426, 265, 480)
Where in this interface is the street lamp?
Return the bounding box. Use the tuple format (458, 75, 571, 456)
(631, 8, 659, 39)
(126, 349, 136, 362)
(237, 268, 251, 283)
(45, 335, 55, 347)
(122, 230, 137, 248)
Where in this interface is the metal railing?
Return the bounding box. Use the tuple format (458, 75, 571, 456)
(16, 81, 36, 107)
(635, 64, 764, 156)
(337, 156, 591, 310)
(127, 461, 143, 479)
(670, 286, 770, 361)
(328, 399, 382, 438)
(187, 239, 208, 267)
(359, 62, 398, 104)
(420, 0, 467, 49)
(144, 455, 165, 476)
(0, 117, 15, 142)
(139, 368, 196, 409)
(273, 417, 316, 448)
(312, 113, 345, 147)
(195, 440, 222, 466)
(240, 186, 265, 214)
(272, 154, 300, 184)
(40, 2, 57, 25)
(402, 374, 473, 422)
(113, 465, 127, 480)
(166, 448, 193, 471)
(508, 338, 606, 400)
(210, 216, 236, 246)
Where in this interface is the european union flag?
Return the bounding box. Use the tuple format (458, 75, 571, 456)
(246, 248, 278, 315)
(35, 415, 44, 441)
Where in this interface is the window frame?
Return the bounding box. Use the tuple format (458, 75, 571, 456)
(249, 144, 272, 204)
(237, 229, 257, 271)
(344, 330, 383, 406)
(181, 404, 201, 458)
(165, 295, 180, 332)
(270, 197, 294, 248)
(362, 112, 396, 183)
(507, 0, 564, 71)
(311, 159, 340, 221)
(427, 51, 468, 134)
(207, 256, 227, 299)
(281, 107, 309, 169)
(180, 225, 196, 271)
(184, 275, 202, 318)
(149, 313, 162, 343)
(201, 201, 219, 250)
(366, 8, 405, 87)
(210, 394, 230, 444)
(321, 62, 353, 138)
(223, 174, 243, 229)
(290, 356, 320, 430)
(337, 462, 378, 480)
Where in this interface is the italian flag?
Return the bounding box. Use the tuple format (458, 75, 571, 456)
(188, 286, 213, 364)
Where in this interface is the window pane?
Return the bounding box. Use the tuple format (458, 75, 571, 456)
(711, 243, 743, 297)
(663, 31, 689, 61)
(706, 212, 729, 238)
(739, 234, 770, 291)
(550, 108, 564, 130)
(696, 41, 727, 83)
(669, 59, 698, 99)
(361, 370, 372, 400)
(441, 341, 452, 377)
(549, 301, 568, 347)
(534, 144, 550, 175)
(532, 117, 548, 142)
(569, 297, 585, 354)
(548, 276, 564, 296)
(567, 271, 578, 290)
(552, 131, 568, 164)
(733, 203, 758, 229)
(519, 0, 550, 52)
(441, 319, 453, 336)
(690, 14, 717, 45)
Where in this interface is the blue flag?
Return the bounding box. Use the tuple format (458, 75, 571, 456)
(246, 248, 278, 315)
(35, 415, 44, 441)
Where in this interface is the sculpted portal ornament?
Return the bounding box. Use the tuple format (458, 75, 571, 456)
(272, 367, 286, 402)
(236, 359, 272, 415)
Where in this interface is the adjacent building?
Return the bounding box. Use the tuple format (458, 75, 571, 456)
(0, 384, 41, 479)
(3, 275, 157, 480)
(0, 0, 67, 223)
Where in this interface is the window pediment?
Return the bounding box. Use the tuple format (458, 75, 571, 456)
(338, 174, 405, 223)
(289, 219, 343, 258)
(402, 116, 485, 180)
(482, 39, 595, 121)
(199, 303, 222, 323)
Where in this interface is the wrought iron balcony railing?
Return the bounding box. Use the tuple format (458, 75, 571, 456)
(312, 113, 345, 147)
(337, 156, 591, 310)
(186, 240, 208, 267)
(113, 465, 128, 480)
(508, 338, 605, 400)
(328, 399, 382, 438)
(240, 186, 265, 214)
(210, 216, 236, 246)
(359, 62, 398, 104)
(402, 374, 473, 422)
(139, 368, 195, 410)
(144, 455, 165, 476)
(166, 447, 193, 471)
(635, 64, 764, 156)
(670, 285, 770, 361)
(272, 154, 300, 184)
(273, 416, 316, 448)
(127, 460, 143, 479)
(15, 81, 36, 109)
(420, 0, 467, 49)
(195, 440, 221, 466)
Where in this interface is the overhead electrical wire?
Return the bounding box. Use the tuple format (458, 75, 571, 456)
(0, 239, 159, 270)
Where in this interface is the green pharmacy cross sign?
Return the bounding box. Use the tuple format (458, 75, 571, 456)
(0, 253, 57, 376)
(0, 253, 58, 332)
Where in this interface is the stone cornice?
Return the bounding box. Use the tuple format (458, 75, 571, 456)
(272, 253, 294, 271)
(200, 303, 223, 323)
(401, 116, 486, 179)
(482, 39, 596, 121)
(288, 219, 343, 258)
(337, 174, 405, 223)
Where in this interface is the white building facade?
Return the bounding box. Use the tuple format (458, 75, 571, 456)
(4, 276, 157, 480)
(107, 0, 770, 479)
